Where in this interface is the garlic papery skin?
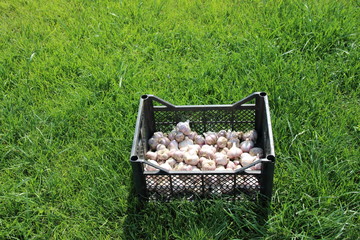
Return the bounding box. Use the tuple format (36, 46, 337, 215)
(145, 160, 159, 171)
(179, 137, 194, 151)
(249, 147, 264, 158)
(233, 160, 240, 166)
(201, 159, 216, 171)
(242, 129, 257, 142)
(176, 120, 191, 135)
(184, 152, 200, 166)
(240, 153, 257, 167)
(214, 152, 229, 166)
(227, 143, 243, 159)
(194, 135, 205, 146)
(172, 150, 185, 162)
(148, 137, 159, 150)
(157, 149, 170, 161)
(168, 130, 177, 141)
(175, 132, 185, 142)
(145, 151, 157, 161)
(166, 158, 177, 168)
(217, 136, 228, 149)
(168, 140, 179, 151)
(240, 139, 254, 152)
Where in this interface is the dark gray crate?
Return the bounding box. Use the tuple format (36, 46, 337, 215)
(130, 92, 275, 206)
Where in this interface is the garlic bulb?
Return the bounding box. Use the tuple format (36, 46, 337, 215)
(201, 159, 216, 171)
(187, 144, 200, 153)
(227, 138, 240, 148)
(242, 130, 257, 142)
(184, 152, 200, 166)
(179, 137, 194, 151)
(240, 153, 257, 167)
(217, 130, 228, 138)
(145, 160, 159, 171)
(168, 140, 179, 150)
(176, 120, 191, 135)
(172, 150, 185, 162)
(227, 143, 242, 159)
(217, 136, 228, 149)
(199, 145, 216, 159)
(148, 137, 158, 150)
(156, 144, 167, 151)
(226, 161, 235, 170)
(233, 160, 240, 166)
(168, 130, 177, 141)
(214, 152, 228, 166)
(251, 163, 262, 170)
(175, 132, 185, 142)
(166, 158, 177, 168)
(158, 137, 170, 147)
(157, 149, 170, 161)
(249, 147, 264, 158)
(153, 132, 164, 139)
(187, 131, 198, 140)
(194, 135, 205, 146)
(240, 139, 254, 152)
(145, 151, 157, 161)
(204, 132, 217, 145)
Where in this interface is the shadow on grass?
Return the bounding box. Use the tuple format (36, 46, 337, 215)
(122, 184, 270, 240)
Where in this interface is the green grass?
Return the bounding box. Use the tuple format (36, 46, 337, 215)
(0, 0, 359, 239)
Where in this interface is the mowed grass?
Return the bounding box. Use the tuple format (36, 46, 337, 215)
(0, 0, 359, 239)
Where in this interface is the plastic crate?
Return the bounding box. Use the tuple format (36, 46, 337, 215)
(130, 92, 275, 206)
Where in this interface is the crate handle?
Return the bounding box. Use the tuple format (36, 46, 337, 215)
(133, 157, 170, 173)
(232, 92, 267, 108)
(141, 94, 176, 109)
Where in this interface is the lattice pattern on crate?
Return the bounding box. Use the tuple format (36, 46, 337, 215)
(145, 173, 261, 200)
(153, 109, 255, 133)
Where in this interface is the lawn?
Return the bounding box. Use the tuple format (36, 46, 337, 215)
(0, 0, 359, 239)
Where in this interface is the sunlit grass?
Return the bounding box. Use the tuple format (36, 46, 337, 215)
(0, 0, 359, 239)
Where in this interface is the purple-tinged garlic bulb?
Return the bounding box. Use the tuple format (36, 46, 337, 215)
(217, 130, 228, 138)
(148, 137, 159, 150)
(153, 132, 164, 139)
(168, 140, 179, 151)
(187, 131, 198, 140)
(227, 138, 240, 148)
(176, 120, 191, 135)
(242, 130, 257, 142)
(204, 132, 218, 145)
(166, 158, 177, 168)
(226, 161, 235, 170)
(175, 131, 185, 142)
(158, 137, 170, 147)
(240, 138, 254, 152)
(168, 130, 177, 141)
(249, 147, 264, 158)
(194, 135, 205, 146)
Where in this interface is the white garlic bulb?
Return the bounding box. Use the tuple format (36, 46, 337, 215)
(214, 152, 228, 166)
(145, 151, 157, 161)
(216, 136, 228, 149)
(204, 132, 217, 145)
(176, 120, 191, 135)
(184, 152, 200, 166)
(227, 143, 242, 159)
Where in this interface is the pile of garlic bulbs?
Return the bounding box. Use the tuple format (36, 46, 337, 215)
(144, 120, 264, 172)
